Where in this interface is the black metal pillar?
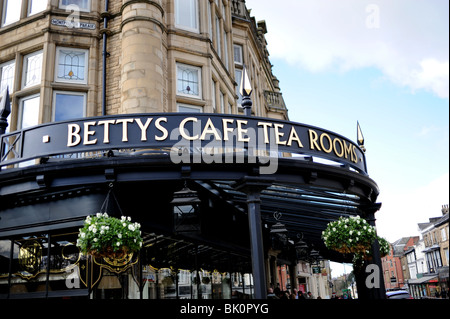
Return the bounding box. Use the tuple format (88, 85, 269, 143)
(363, 203, 386, 299)
(233, 176, 274, 299)
(0, 87, 11, 135)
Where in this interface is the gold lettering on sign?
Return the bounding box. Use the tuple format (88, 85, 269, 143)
(98, 119, 116, 143)
(236, 120, 250, 142)
(200, 118, 221, 141)
(222, 119, 235, 141)
(320, 133, 333, 154)
(179, 117, 199, 140)
(274, 124, 286, 145)
(115, 118, 134, 142)
(68, 124, 81, 147)
(155, 117, 168, 141)
(135, 118, 153, 141)
(257, 122, 272, 144)
(287, 127, 303, 148)
(84, 121, 97, 145)
(309, 129, 321, 151)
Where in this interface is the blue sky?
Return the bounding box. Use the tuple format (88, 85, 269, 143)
(245, 0, 449, 276)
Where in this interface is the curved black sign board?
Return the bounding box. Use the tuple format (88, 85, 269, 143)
(1, 113, 367, 174)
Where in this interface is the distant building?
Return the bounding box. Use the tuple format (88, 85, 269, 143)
(408, 205, 449, 298)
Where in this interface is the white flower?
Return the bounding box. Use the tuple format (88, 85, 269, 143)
(127, 216, 131, 221)
(333, 227, 336, 232)
(103, 213, 108, 217)
(80, 232, 86, 238)
(128, 224, 135, 231)
(349, 239, 352, 243)
(123, 223, 127, 227)
(118, 233, 122, 238)
(117, 242, 121, 246)
(96, 213, 102, 218)
(349, 230, 353, 235)
(94, 238, 98, 242)
(121, 216, 126, 221)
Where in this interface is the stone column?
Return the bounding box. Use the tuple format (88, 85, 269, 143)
(121, 0, 165, 113)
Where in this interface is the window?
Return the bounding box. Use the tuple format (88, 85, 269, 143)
(2, 0, 22, 26)
(55, 47, 88, 84)
(442, 228, 448, 241)
(177, 104, 202, 113)
(0, 60, 15, 93)
(22, 51, 43, 88)
(215, 16, 221, 58)
(53, 91, 86, 121)
(19, 94, 40, 129)
(234, 44, 243, 65)
(29, 0, 47, 16)
(211, 80, 216, 112)
(176, 63, 201, 98)
(175, 0, 198, 33)
(59, 0, 90, 12)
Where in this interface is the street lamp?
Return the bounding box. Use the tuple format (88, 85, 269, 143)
(270, 212, 288, 250)
(171, 182, 202, 234)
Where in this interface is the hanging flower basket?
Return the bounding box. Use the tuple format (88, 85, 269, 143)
(76, 213, 143, 259)
(322, 216, 377, 256)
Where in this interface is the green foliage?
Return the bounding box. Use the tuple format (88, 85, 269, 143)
(76, 213, 143, 255)
(321, 216, 377, 254)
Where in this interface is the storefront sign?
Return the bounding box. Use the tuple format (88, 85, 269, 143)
(1, 114, 367, 173)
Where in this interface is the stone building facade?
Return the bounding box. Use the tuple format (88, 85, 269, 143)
(0, 0, 287, 134)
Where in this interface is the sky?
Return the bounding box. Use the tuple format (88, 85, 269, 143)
(245, 0, 449, 277)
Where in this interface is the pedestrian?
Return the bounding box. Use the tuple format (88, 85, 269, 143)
(297, 291, 306, 299)
(267, 288, 279, 299)
(306, 291, 314, 299)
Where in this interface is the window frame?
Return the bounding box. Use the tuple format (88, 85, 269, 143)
(233, 44, 243, 66)
(18, 93, 40, 129)
(174, 0, 199, 33)
(59, 0, 91, 13)
(2, 0, 23, 27)
(176, 63, 202, 99)
(0, 59, 16, 93)
(177, 104, 203, 113)
(22, 50, 43, 89)
(55, 47, 89, 85)
(52, 90, 87, 122)
(28, 0, 48, 16)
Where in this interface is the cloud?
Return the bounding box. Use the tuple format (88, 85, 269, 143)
(246, 0, 449, 99)
(375, 173, 449, 242)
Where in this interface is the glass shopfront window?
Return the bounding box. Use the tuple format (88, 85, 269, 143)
(0, 230, 253, 299)
(10, 235, 49, 295)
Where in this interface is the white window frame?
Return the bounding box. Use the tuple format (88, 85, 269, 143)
(176, 63, 202, 99)
(0, 60, 15, 93)
(174, 0, 199, 33)
(2, 0, 23, 27)
(55, 47, 89, 84)
(28, 0, 48, 16)
(22, 50, 43, 89)
(234, 44, 243, 66)
(52, 91, 86, 121)
(18, 94, 40, 129)
(59, 0, 91, 13)
(177, 104, 203, 113)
